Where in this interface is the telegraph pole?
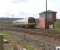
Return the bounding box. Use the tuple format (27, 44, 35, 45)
(46, 0, 47, 24)
(46, 0, 47, 12)
(45, 0, 48, 31)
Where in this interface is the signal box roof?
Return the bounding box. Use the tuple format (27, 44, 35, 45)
(40, 10, 57, 15)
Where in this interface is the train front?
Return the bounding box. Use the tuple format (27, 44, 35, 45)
(28, 17, 36, 28)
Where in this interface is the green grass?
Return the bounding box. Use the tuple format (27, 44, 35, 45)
(0, 32, 12, 39)
(26, 44, 34, 50)
(55, 20, 60, 29)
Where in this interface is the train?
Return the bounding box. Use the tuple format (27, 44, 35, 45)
(12, 17, 36, 28)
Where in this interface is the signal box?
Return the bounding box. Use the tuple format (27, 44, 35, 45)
(39, 10, 57, 30)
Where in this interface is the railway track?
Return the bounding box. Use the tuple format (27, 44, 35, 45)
(0, 27, 50, 36)
(0, 27, 60, 40)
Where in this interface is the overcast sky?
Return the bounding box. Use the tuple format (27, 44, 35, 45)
(0, 0, 60, 19)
